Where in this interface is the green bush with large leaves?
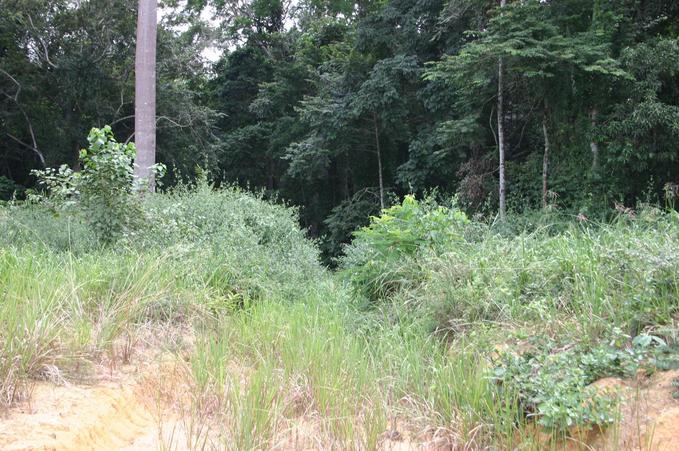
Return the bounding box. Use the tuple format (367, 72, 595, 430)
(30, 126, 163, 244)
(342, 195, 469, 303)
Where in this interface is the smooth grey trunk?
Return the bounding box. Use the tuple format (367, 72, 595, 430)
(373, 112, 385, 209)
(542, 101, 550, 209)
(497, 0, 507, 220)
(589, 107, 599, 172)
(134, 0, 157, 191)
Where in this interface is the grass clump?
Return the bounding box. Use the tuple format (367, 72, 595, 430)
(0, 247, 189, 404)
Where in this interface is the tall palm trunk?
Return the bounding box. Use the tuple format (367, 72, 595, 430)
(134, 0, 157, 190)
(497, 0, 507, 220)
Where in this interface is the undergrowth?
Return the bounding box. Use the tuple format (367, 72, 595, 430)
(1, 183, 679, 449)
(342, 195, 679, 438)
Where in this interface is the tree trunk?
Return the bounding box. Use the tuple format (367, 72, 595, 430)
(373, 112, 385, 210)
(542, 100, 550, 209)
(589, 107, 599, 173)
(339, 152, 350, 200)
(267, 157, 274, 190)
(497, 0, 507, 220)
(134, 0, 157, 191)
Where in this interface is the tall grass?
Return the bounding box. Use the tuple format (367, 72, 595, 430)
(0, 246, 209, 403)
(417, 212, 679, 340)
(183, 277, 529, 449)
(1, 187, 677, 449)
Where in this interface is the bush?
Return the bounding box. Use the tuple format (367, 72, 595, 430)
(493, 329, 679, 431)
(341, 195, 469, 303)
(127, 177, 323, 302)
(30, 126, 164, 244)
(0, 176, 24, 201)
(493, 338, 622, 432)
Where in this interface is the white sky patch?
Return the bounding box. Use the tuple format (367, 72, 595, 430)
(159, 2, 223, 63)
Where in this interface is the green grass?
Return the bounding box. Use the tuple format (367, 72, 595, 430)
(1, 188, 678, 449)
(0, 247, 201, 401)
(183, 284, 525, 449)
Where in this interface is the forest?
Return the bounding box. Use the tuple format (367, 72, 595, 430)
(2, 0, 678, 258)
(1, 0, 679, 449)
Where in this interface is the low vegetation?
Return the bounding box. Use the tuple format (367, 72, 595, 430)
(1, 130, 678, 449)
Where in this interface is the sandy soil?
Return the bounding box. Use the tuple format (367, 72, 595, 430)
(0, 371, 162, 450)
(0, 327, 195, 451)
(588, 369, 679, 451)
(1, 360, 678, 450)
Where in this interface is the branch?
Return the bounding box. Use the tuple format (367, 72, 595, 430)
(114, 88, 126, 117)
(156, 115, 190, 128)
(124, 131, 135, 145)
(0, 67, 45, 166)
(489, 104, 497, 148)
(6, 133, 46, 167)
(27, 14, 58, 68)
(0, 69, 21, 101)
(110, 114, 135, 127)
(123, 115, 197, 145)
(91, 43, 114, 64)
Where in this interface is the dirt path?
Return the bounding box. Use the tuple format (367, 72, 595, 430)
(0, 374, 164, 450)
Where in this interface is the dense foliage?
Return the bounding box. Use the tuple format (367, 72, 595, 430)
(343, 198, 679, 432)
(2, 2, 679, 446)
(3, 175, 679, 443)
(0, 0, 216, 189)
(2, 0, 678, 259)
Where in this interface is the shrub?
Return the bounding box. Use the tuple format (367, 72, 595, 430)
(128, 177, 324, 302)
(0, 176, 24, 201)
(352, 195, 469, 257)
(493, 330, 679, 432)
(493, 343, 619, 431)
(341, 195, 469, 303)
(30, 126, 164, 244)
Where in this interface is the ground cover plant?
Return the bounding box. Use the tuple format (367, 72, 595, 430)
(1, 142, 679, 448)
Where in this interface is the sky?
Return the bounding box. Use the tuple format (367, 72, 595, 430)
(159, 1, 223, 63)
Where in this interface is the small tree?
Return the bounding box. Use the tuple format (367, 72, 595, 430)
(32, 126, 163, 244)
(78, 126, 140, 242)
